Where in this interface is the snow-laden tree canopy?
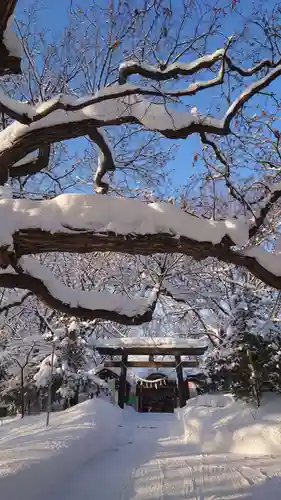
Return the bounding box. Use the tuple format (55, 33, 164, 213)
(2, 1, 281, 324)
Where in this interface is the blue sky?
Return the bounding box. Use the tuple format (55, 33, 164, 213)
(15, 0, 280, 197)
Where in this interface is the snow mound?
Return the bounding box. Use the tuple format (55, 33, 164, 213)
(177, 393, 281, 456)
(0, 399, 122, 499)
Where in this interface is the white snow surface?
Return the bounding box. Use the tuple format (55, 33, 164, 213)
(95, 336, 208, 348)
(12, 151, 38, 167)
(0, 88, 31, 118)
(245, 247, 281, 276)
(0, 399, 123, 499)
(89, 374, 109, 388)
(2, 394, 281, 499)
(0, 84, 222, 150)
(0, 182, 13, 199)
(2, 15, 22, 58)
(0, 194, 250, 249)
(119, 50, 224, 74)
(177, 392, 281, 456)
(33, 355, 54, 388)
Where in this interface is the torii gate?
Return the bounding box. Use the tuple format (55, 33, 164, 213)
(95, 338, 208, 409)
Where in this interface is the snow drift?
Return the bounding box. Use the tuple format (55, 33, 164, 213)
(0, 399, 122, 499)
(177, 393, 281, 456)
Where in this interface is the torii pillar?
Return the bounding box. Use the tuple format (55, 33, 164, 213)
(175, 355, 186, 408)
(118, 354, 128, 409)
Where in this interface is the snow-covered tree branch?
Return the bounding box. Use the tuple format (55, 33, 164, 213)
(2, 58, 281, 185)
(0, 256, 161, 324)
(0, 1, 21, 76)
(2, 1, 281, 323)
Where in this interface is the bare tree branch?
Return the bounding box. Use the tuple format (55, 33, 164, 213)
(200, 132, 255, 214)
(249, 187, 281, 239)
(224, 54, 281, 77)
(0, 291, 32, 314)
(224, 63, 281, 129)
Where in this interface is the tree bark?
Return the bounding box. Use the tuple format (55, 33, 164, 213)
(3, 228, 281, 291)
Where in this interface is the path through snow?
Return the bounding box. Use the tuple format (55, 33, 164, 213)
(2, 398, 281, 500)
(49, 411, 281, 500)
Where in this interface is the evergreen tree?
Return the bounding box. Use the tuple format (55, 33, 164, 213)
(204, 281, 281, 405)
(34, 319, 97, 409)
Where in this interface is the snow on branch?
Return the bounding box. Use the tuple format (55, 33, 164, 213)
(118, 48, 226, 83)
(249, 185, 281, 239)
(0, 88, 31, 124)
(243, 248, 281, 280)
(0, 86, 228, 186)
(224, 64, 281, 129)
(0, 53, 281, 190)
(220, 246, 281, 290)
(224, 54, 281, 77)
(9, 145, 51, 179)
(0, 194, 281, 299)
(95, 337, 208, 349)
(119, 44, 281, 87)
(0, 88, 226, 163)
(0, 1, 21, 76)
(0, 193, 250, 253)
(88, 129, 115, 194)
(0, 256, 160, 325)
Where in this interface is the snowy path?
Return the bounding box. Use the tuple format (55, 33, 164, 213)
(45, 411, 281, 500)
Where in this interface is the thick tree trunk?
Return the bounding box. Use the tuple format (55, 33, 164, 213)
(247, 348, 260, 407)
(70, 390, 79, 407)
(63, 398, 69, 410)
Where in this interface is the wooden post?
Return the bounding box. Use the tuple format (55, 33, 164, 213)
(175, 355, 186, 408)
(185, 379, 190, 401)
(118, 354, 127, 409)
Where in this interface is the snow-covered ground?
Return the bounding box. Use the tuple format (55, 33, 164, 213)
(177, 392, 281, 456)
(2, 394, 281, 499)
(0, 398, 123, 499)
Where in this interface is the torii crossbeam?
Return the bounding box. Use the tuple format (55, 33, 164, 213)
(95, 338, 208, 409)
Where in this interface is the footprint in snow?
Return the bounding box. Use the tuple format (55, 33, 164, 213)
(137, 425, 158, 429)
